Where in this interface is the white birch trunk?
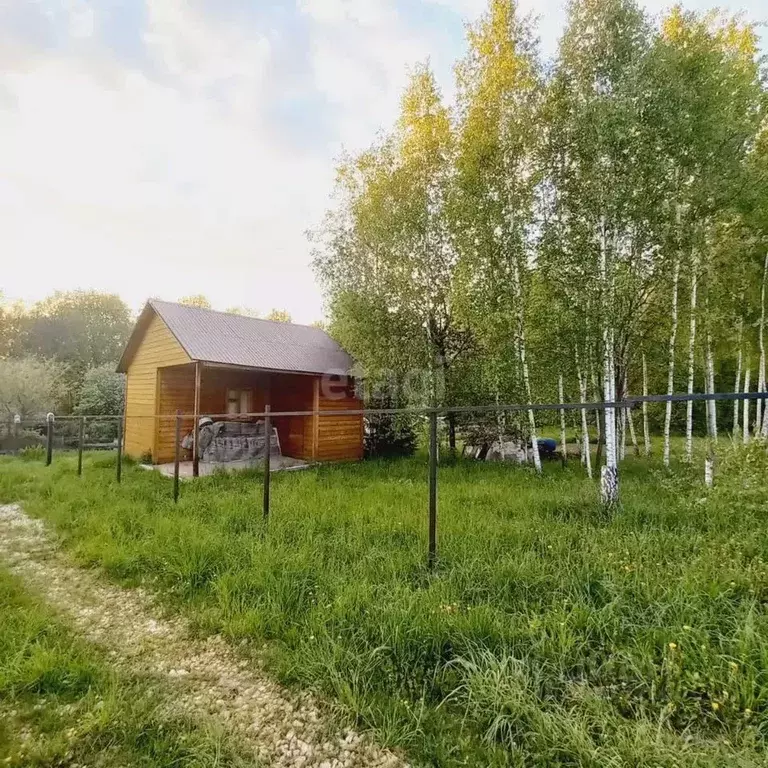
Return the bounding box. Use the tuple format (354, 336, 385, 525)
(704, 449, 714, 487)
(663, 260, 680, 466)
(576, 352, 593, 479)
(601, 336, 618, 504)
(704, 366, 711, 436)
(608, 327, 618, 462)
(599, 218, 618, 505)
(685, 261, 699, 462)
(704, 339, 717, 488)
(512, 333, 527, 463)
(622, 371, 639, 457)
(495, 385, 506, 460)
(593, 407, 601, 446)
(590, 365, 601, 447)
(558, 374, 567, 465)
(743, 367, 751, 445)
(733, 319, 742, 440)
(705, 329, 717, 441)
(585, 318, 600, 450)
(627, 405, 639, 456)
(762, 375, 768, 437)
(619, 405, 627, 461)
(642, 352, 651, 456)
(512, 260, 541, 473)
(758, 253, 768, 434)
(762, 390, 768, 437)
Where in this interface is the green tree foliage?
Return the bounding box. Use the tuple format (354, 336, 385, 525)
(0, 294, 25, 359)
(314, 0, 766, 485)
(21, 291, 132, 370)
(0, 357, 64, 420)
(15, 291, 132, 413)
(314, 64, 472, 451)
(178, 295, 212, 309)
(265, 309, 292, 323)
(225, 306, 261, 317)
(453, 0, 545, 460)
(75, 364, 125, 417)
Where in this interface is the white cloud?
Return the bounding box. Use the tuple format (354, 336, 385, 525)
(0, 47, 328, 321)
(67, 0, 95, 39)
(4, 0, 762, 327)
(300, 0, 444, 151)
(0, 0, 445, 321)
(143, 0, 272, 123)
(299, 0, 397, 26)
(422, 0, 486, 18)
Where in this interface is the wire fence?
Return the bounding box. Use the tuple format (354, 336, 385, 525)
(3, 390, 767, 569)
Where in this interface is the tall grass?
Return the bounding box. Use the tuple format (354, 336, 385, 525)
(1, 441, 767, 766)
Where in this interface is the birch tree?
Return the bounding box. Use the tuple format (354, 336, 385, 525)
(454, 0, 544, 470)
(758, 253, 768, 432)
(734, 318, 743, 439)
(662, 260, 680, 465)
(743, 367, 751, 444)
(642, 352, 651, 455)
(542, 0, 655, 505)
(558, 374, 568, 465)
(313, 66, 471, 432)
(685, 258, 699, 461)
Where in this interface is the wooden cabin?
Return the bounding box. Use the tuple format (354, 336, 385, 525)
(116, 300, 363, 464)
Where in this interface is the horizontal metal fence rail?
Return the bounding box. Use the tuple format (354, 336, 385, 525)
(30, 390, 768, 422)
(14, 389, 768, 573)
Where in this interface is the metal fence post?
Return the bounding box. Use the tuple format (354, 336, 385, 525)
(45, 413, 54, 466)
(428, 409, 438, 571)
(173, 411, 181, 503)
(77, 416, 85, 476)
(116, 415, 123, 483)
(192, 362, 201, 478)
(263, 405, 271, 525)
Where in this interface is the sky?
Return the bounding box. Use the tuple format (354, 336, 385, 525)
(1, 0, 765, 324)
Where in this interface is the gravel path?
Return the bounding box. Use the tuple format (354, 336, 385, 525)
(0, 503, 407, 768)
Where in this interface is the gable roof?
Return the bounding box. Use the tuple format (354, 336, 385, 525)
(117, 300, 355, 375)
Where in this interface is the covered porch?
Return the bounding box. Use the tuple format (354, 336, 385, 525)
(154, 361, 319, 465)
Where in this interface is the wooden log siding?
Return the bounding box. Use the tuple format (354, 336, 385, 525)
(271, 373, 315, 460)
(156, 364, 196, 463)
(124, 315, 190, 459)
(317, 380, 364, 461)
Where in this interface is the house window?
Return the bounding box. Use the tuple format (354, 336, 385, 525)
(227, 389, 252, 415)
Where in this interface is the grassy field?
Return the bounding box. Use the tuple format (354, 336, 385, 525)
(1, 440, 768, 766)
(0, 566, 247, 767)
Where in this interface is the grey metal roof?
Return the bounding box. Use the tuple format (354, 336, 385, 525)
(120, 300, 355, 375)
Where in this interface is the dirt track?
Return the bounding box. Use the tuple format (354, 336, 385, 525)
(0, 503, 406, 768)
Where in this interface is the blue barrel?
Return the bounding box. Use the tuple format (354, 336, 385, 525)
(537, 438, 557, 456)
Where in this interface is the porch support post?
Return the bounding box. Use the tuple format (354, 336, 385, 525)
(193, 361, 201, 477)
(312, 377, 320, 461)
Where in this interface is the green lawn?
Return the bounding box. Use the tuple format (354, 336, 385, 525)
(0, 566, 246, 767)
(1, 440, 767, 767)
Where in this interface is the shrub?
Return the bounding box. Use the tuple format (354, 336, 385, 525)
(19, 445, 46, 461)
(0, 357, 64, 421)
(364, 404, 416, 458)
(0, 429, 45, 454)
(75, 365, 125, 418)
